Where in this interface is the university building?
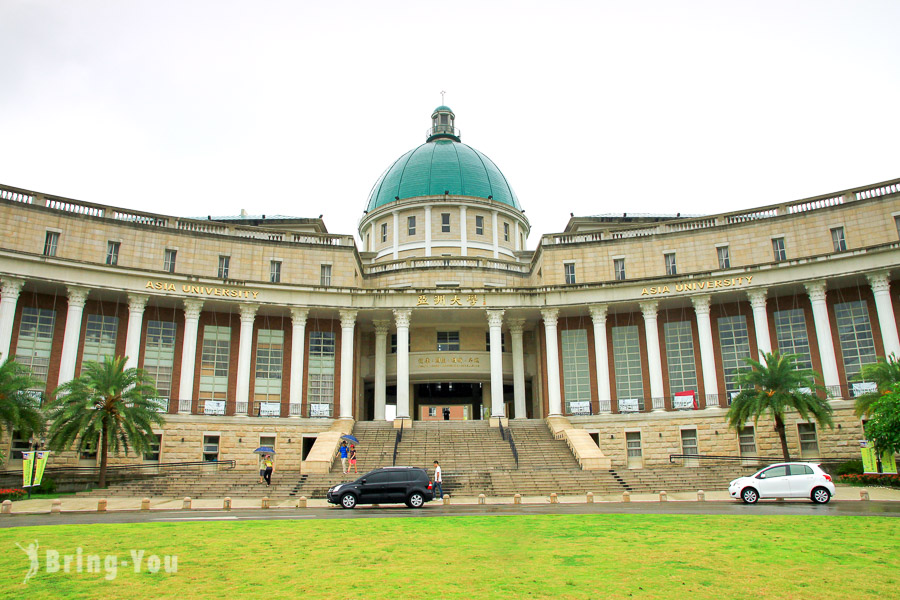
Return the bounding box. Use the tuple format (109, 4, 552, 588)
(1, 106, 899, 474)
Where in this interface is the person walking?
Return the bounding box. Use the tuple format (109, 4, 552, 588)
(263, 454, 274, 486)
(433, 460, 443, 500)
(349, 444, 358, 474)
(338, 441, 349, 474)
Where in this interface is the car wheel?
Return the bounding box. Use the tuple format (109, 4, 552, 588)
(340, 493, 357, 509)
(407, 492, 425, 508)
(741, 487, 759, 504)
(811, 487, 831, 504)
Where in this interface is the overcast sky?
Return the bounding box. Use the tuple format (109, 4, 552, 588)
(1, 1, 898, 245)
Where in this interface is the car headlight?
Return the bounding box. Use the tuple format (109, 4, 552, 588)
(331, 484, 342, 493)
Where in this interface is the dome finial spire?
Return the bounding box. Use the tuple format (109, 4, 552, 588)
(441, 90, 446, 104)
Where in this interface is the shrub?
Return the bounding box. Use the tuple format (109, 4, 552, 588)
(0, 488, 27, 501)
(35, 477, 56, 494)
(835, 459, 864, 476)
(837, 473, 900, 488)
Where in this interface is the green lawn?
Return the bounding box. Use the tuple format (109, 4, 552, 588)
(0, 514, 897, 599)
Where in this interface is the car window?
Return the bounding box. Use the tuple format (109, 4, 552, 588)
(386, 471, 409, 483)
(364, 472, 392, 484)
(789, 464, 813, 475)
(761, 466, 789, 478)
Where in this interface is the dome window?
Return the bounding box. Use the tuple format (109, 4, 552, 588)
(427, 106, 460, 142)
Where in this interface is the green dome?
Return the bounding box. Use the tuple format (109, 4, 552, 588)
(366, 139, 521, 212)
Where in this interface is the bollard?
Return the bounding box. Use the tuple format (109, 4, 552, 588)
(223, 497, 232, 511)
(586, 492, 594, 504)
(1, 499, 11, 515)
(442, 494, 450, 506)
(659, 491, 668, 502)
(513, 493, 522, 505)
(478, 494, 486, 505)
(550, 493, 558, 504)
(97, 498, 108, 513)
(622, 491, 631, 503)
(51, 499, 62, 515)
(297, 496, 307, 508)
(141, 498, 151, 511)
(182, 497, 192, 510)
(697, 490, 705, 502)
(860, 489, 870, 501)
(262, 497, 270, 509)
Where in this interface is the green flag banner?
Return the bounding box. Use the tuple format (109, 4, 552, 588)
(22, 451, 34, 488)
(33, 451, 50, 486)
(860, 441, 878, 473)
(883, 452, 898, 475)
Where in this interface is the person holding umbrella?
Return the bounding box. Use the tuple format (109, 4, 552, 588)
(263, 454, 274, 486)
(253, 445, 276, 485)
(349, 444, 358, 474)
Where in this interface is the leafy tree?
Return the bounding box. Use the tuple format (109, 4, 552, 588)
(853, 354, 900, 418)
(0, 354, 45, 459)
(727, 351, 834, 461)
(863, 391, 900, 458)
(46, 356, 164, 488)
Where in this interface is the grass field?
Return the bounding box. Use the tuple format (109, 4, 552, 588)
(0, 514, 897, 599)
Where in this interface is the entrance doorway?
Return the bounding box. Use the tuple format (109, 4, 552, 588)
(414, 383, 482, 421)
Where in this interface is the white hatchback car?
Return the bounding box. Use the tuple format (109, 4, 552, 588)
(729, 462, 835, 504)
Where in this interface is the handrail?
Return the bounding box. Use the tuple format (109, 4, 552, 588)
(507, 429, 519, 469)
(668, 454, 838, 465)
(392, 419, 403, 466)
(498, 420, 506, 440)
(0, 459, 236, 477)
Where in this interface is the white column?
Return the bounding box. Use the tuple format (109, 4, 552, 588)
(487, 309, 505, 419)
(805, 281, 841, 390)
(541, 308, 562, 416)
(640, 300, 665, 410)
(178, 299, 204, 413)
(507, 317, 527, 419)
(0, 277, 24, 361)
(236, 303, 258, 414)
(373, 319, 390, 421)
(124, 293, 148, 371)
(514, 221, 521, 252)
(394, 309, 411, 421)
(392, 211, 399, 260)
(339, 309, 357, 419)
(692, 295, 720, 409)
(289, 308, 308, 415)
(459, 205, 468, 256)
(867, 271, 900, 358)
(368, 223, 375, 252)
(747, 289, 772, 360)
(57, 286, 89, 385)
(589, 305, 611, 412)
(424, 206, 432, 257)
(491, 210, 499, 258)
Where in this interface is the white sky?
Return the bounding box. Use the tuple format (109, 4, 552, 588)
(1, 1, 898, 245)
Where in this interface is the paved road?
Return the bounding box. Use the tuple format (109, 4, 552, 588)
(3, 500, 899, 528)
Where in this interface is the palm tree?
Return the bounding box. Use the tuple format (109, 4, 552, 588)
(727, 351, 834, 461)
(853, 354, 900, 418)
(0, 354, 45, 450)
(46, 355, 164, 488)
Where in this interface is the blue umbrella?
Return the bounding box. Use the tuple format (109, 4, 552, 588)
(253, 446, 276, 455)
(340, 435, 360, 445)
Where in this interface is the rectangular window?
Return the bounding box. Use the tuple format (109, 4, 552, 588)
(106, 241, 120, 265)
(485, 331, 507, 352)
(199, 325, 230, 413)
(564, 262, 576, 284)
(308, 331, 336, 417)
(428, 407, 437, 417)
(217, 255, 230, 279)
(626, 431, 643, 466)
(441, 213, 450, 233)
(81, 314, 119, 371)
(612, 325, 643, 410)
(831, 227, 846, 252)
(475, 215, 484, 235)
(320, 264, 332, 286)
(437, 331, 460, 351)
(739, 426, 756, 457)
(270, 261, 281, 283)
(772, 237, 786, 261)
(202, 435, 219, 462)
(681, 429, 699, 455)
(14, 307, 56, 384)
(407, 215, 416, 236)
(144, 433, 162, 461)
(381, 222, 387, 243)
(561, 329, 592, 414)
(80, 437, 98, 460)
(717, 246, 731, 269)
(773, 309, 812, 370)
(834, 300, 878, 379)
(664, 321, 697, 395)
(10, 431, 31, 460)
(718, 315, 751, 402)
(164, 249, 177, 273)
(895, 216, 900, 239)
(254, 329, 284, 411)
(664, 252, 677, 276)
(613, 258, 626, 281)
(143, 320, 177, 400)
(798, 423, 819, 457)
(503, 222, 510, 241)
(390, 334, 409, 354)
(43, 231, 59, 256)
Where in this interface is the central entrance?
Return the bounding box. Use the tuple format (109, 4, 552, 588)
(414, 383, 483, 421)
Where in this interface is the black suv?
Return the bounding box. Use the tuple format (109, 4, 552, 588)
(326, 466, 435, 509)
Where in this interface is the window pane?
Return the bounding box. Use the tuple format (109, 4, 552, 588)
(561, 329, 591, 414)
(143, 320, 177, 398)
(664, 321, 697, 394)
(199, 325, 231, 406)
(15, 307, 56, 384)
(308, 331, 336, 416)
(437, 331, 460, 351)
(773, 309, 812, 370)
(81, 314, 119, 371)
(718, 315, 751, 402)
(254, 329, 284, 405)
(834, 301, 877, 378)
(613, 325, 643, 407)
